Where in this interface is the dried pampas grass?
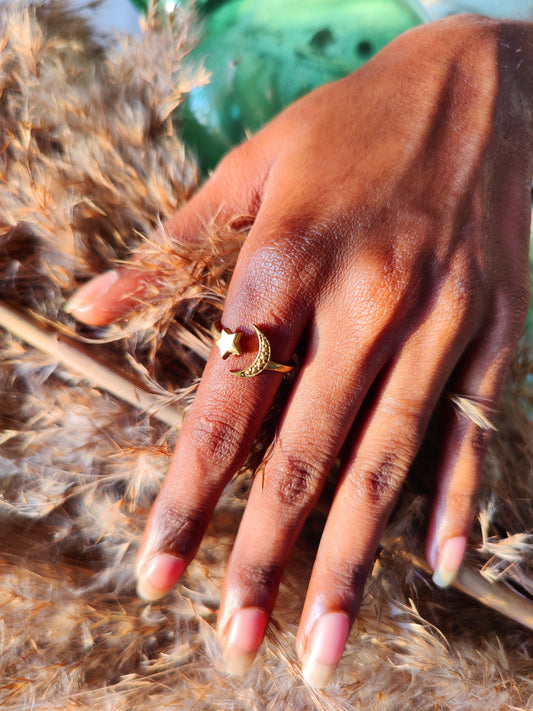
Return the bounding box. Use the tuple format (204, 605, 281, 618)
(0, 2, 532, 709)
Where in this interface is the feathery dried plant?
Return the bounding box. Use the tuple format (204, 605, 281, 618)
(0, 2, 532, 709)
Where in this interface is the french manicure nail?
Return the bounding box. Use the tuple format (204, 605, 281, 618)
(302, 612, 350, 689)
(223, 608, 268, 675)
(65, 269, 118, 315)
(136, 552, 186, 601)
(432, 535, 466, 589)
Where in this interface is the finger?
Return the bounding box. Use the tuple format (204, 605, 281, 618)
(134, 197, 324, 602)
(425, 314, 523, 588)
(216, 322, 390, 674)
(65, 141, 273, 326)
(295, 300, 477, 688)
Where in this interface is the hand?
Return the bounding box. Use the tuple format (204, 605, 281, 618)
(67, 15, 533, 687)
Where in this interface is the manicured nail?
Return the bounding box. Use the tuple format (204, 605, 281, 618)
(136, 553, 186, 601)
(223, 608, 268, 675)
(302, 612, 350, 689)
(432, 536, 466, 589)
(65, 270, 118, 315)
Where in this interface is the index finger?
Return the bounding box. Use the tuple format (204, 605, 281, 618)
(65, 140, 273, 326)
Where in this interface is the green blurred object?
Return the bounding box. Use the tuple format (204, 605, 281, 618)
(129, 0, 147, 11)
(131, 1, 425, 169)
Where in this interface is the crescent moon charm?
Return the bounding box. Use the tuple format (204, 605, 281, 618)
(231, 325, 272, 378)
(211, 321, 294, 378)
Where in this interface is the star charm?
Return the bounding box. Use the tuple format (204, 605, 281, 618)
(214, 324, 243, 359)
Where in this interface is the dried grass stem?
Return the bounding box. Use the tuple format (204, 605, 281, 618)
(0, 301, 182, 427)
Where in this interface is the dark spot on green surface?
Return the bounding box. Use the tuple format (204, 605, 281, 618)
(310, 28, 334, 51)
(355, 39, 374, 58)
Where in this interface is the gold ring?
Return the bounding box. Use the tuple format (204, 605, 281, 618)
(211, 320, 294, 378)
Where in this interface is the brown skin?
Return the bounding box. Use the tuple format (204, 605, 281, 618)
(73, 15, 533, 670)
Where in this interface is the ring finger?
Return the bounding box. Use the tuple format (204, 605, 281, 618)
(295, 300, 481, 687)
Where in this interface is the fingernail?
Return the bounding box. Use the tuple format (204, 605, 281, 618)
(65, 270, 118, 315)
(432, 536, 466, 589)
(223, 608, 268, 675)
(302, 612, 350, 689)
(136, 553, 186, 601)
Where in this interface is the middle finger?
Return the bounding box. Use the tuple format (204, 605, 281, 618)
(216, 320, 391, 672)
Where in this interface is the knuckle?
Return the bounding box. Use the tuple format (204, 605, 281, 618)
(245, 244, 293, 294)
(265, 451, 324, 512)
(327, 561, 370, 601)
(189, 411, 247, 473)
(350, 254, 419, 332)
(244, 240, 320, 307)
(350, 452, 409, 507)
(239, 214, 333, 317)
(236, 562, 284, 597)
(152, 501, 207, 558)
